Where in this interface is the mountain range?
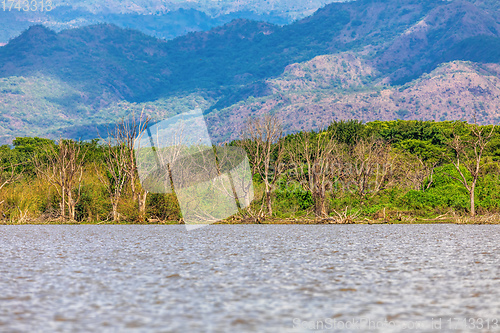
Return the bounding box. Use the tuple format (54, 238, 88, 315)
(0, 0, 346, 44)
(0, 7, 292, 45)
(1, 0, 500, 144)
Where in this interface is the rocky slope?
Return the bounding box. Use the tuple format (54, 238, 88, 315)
(207, 58, 500, 142)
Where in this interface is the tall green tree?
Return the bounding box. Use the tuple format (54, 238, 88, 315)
(444, 122, 496, 217)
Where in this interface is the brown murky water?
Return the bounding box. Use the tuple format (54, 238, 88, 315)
(0, 225, 499, 332)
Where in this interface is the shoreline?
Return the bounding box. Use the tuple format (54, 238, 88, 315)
(1, 217, 499, 225)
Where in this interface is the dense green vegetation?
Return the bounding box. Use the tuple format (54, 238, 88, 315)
(242, 118, 500, 222)
(1, 119, 499, 224)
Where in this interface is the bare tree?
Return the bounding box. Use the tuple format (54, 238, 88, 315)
(346, 137, 395, 202)
(239, 115, 285, 218)
(113, 111, 151, 221)
(34, 140, 87, 220)
(0, 159, 24, 206)
(214, 144, 254, 211)
(287, 130, 341, 218)
(396, 153, 437, 191)
(96, 137, 129, 222)
(444, 121, 495, 217)
(0, 162, 22, 192)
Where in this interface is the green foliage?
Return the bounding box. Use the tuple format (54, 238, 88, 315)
(327, 120, 365, 145)
(395, 139, 444, 163)
(274, 179, 314, 211)
(13, 137, 56, 154)
(146, 193, 181, 221)
(370, 120, 451, 146)
(74, 182, 109, 222)
(0, 120, 499, 223)
(399, 162, 500, 214)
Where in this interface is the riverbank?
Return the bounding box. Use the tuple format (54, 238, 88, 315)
(2, 120, 500, 227)
(2, 213, 500, 225)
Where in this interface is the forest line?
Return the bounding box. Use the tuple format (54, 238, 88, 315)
(1, 115, 500, 224)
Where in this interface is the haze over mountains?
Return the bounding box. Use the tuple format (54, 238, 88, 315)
(0, 0, 346, 43)
(1, 0, 500, 143)
(0, 7, 289, 44)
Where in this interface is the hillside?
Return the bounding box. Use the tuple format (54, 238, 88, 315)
(0, 73, 214, 142)
(1, 0, 500, 143)
(375, 0, 500, 83)
(206, 59, 500, 142)
(0, 0, 440, 102)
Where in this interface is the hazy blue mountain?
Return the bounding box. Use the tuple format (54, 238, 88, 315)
(0, 6, 291, 44)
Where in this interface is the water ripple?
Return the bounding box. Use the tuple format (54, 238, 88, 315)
(0, 225, 499, 332)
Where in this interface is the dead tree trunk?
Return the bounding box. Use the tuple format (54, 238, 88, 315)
(96, 138, 129, 222)
(287, 130, 342, 218)
(240, 115, 285, 219)
(347, 137, 395, 202)
(112, 109, 151, 222)
(34, 139, 87, 220)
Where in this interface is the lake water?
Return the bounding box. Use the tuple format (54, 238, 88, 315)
(0, 225, 499, 332)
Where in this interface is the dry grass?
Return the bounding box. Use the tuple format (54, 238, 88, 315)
(453, 214, 500, 224)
